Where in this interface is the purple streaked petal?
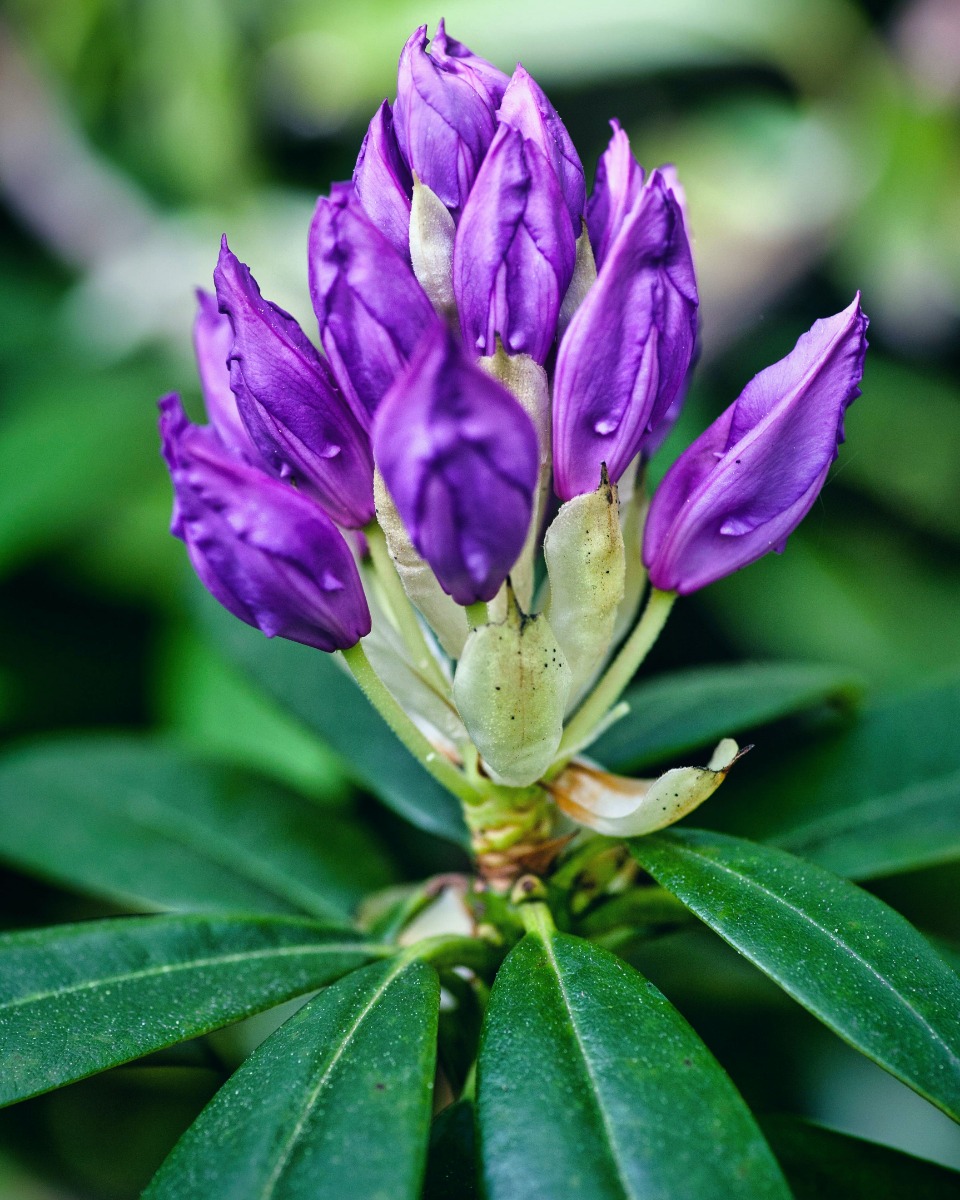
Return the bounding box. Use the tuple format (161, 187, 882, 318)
(498, 64, 585, 234)
(553, 171, 698, 499)
(453, 125, 577, 364)
(394, 25, 498, 211)
(585, 119, 645, 270)
(643, 295, 869, 594)
(372, 324, 539, 605)
(159, 394, 370, 651)
(193, 289, 259, 464)
(214, 237, 374, 529)
(352, 99, 413, 260)
(431, 19, 510, 107)
(308, 187, 439, 419)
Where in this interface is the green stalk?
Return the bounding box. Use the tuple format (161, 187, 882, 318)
(551, 588, 677, 774)
(364, 522, 449, 693)
(341, 641, 481, 808)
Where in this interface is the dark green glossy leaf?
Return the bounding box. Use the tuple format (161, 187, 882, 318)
(593, 662, 862, 772)
(145, 957, 439, 1200)
(198, 588, 468, 846)
(631, 830, 960, 1121)
(707, 675, 960, 879)
(0, 737, 397, 918)
(424, 1101, 479, 1200)
(762, 1115, 960, 1199)
(0, 914, 379, 1106)
(477, 928, 790, 1199)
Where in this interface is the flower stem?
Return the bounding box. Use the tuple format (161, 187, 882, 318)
(551, 588, 677, 773)
(517, 900, 556, 939)
(365, 522, 449, 693)
(466, 601, 488, 629)
(341, 641, 481, 808)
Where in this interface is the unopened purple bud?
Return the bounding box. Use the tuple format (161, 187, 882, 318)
(431, 19, 510, 107)
(453, 125, 577, 364)
(372, 324, 539, 605)
(352, 100, 413, 260)
(553, 172, 698, 499)
(643, 296, 869, 595)
(586, 119, 645, 270)
(394, 25, 498, 211)
(159, 394, 371, 652)
(498, 65, 585, 235)
(214, 238, 374, 529)
(308, 186, 439, 419)
(192, 289, 259, 464)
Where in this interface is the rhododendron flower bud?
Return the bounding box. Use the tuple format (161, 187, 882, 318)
(372, 323, 539, 605)
(213, 238, 374, 529)
(308, 185, 439, 418)
(192, 289, 258, 465)
(643, 296, 869, 594)
(553, 170, 698, 499)
(454, 125, 577, 363)
(352, 100, 413, 260)
(394, 25, 499, 211)
(159, 394, 370, 652)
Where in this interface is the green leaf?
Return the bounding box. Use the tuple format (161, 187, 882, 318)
(708, 675, 960, 880)
(631, 829, 960, 1121)
(145, 957, 439, 1200)
(198, 589, 468, 845)
(0, 737, 398, 918)
(477, 927, 790, 1199)
(762, 1115, 960, 1199)
(0, 914, 379, 1106)
(593, 661, 863, 772)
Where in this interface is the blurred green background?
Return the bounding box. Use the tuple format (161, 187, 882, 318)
(0, 0, 959, 1195)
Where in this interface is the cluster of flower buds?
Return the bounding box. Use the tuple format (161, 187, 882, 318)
(160, 23, 867, 866)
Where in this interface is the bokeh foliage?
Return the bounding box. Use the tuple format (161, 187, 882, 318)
(0, 0, 959, 1193)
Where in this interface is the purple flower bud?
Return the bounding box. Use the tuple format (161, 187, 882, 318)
(453, 125, 577, 364)
(159, 393, 371, 652)
(372, 323, 539, 605)
(192, 289, 259, 464)
(498, 65, 585, 235)
(643, 296, 869, 595)
(394, 25, 498, 211)
(352, 100, 413, 260)
(585, 119, 645, 270)
(214, 238, 374, 529)
(308, 186, 439, 419)
(430, 19, 510, 108)
(552, 171, 698, 500)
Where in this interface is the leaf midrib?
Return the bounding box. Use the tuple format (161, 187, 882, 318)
(656, 846, 960, 1079)
(0, 940, 373, 1015)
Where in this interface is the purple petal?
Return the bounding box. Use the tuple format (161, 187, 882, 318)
(193, 289, 260, 464)
(431, 19, 510, 107)
(214, 237, 374, 529)
(585, 119, 645, 270)
(643, 295, 869, 594)
(372, 324, 539, 605)
(352, 99, 413, 260)
(394, 25, 498, 211)
(498, 64, 585, 234)
(453, 125, 577, 364)
(553, 172, 699, 499)
(308, 187, 439, 419)
(159, 394, 370, 651)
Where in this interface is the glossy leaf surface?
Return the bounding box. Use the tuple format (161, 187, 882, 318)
(631, 829, 960, 1120)
(198, 588, 468, 845)
(592, 661, 862, 772)
(0, 737, 397, 918)
(706, 675, 960, 879)
(146, 957, 439, 1200)
(0, 914, 379, 1106)
(477, 928, 790, 1199)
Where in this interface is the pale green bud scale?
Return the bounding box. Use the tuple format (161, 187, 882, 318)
(409, 175, 456, 315)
